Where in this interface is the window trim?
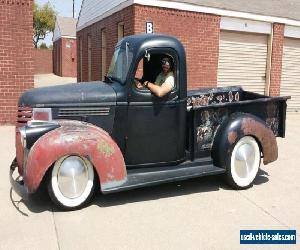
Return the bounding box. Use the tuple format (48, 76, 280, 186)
(101, 28, 107, 81)
(117, 22, 125, 41)
(87, 34, 92, 81)
(132, 49, 179, 95)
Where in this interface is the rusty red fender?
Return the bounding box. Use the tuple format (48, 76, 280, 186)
(212, 113, 278, 168)
(24, 120, 127, 193)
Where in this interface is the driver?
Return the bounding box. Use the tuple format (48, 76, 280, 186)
(135, 57, 174, 97)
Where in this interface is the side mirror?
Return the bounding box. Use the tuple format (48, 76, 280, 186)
(145, 50, 151, 62)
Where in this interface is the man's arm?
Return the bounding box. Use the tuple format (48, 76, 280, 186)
(144, 81, 173, 97)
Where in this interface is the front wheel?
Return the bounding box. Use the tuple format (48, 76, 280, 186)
(226, 136, 261, 189)
(48, 155, 96, 210)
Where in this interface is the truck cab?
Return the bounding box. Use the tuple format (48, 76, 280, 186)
(107, 34, 187, 166)
(10, 34, 290, 210)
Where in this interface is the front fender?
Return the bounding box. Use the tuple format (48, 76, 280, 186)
(24, 120, 126, 193)
(212, 113, 278, 167)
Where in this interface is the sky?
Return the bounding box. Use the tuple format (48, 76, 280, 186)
(36, 0, 83, 46)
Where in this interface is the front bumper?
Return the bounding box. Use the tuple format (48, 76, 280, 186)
(9, 158, 29, 200)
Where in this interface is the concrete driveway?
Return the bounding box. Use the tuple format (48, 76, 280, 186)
(0, 114, 299, 250)
(34, 74, 77, 88)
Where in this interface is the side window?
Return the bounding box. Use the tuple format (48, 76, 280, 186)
(133, 52, 177, 91)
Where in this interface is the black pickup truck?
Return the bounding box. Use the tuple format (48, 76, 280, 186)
(10, 34, 289, 210)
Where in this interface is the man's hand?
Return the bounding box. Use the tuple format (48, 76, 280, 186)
(143, 81, 149, 88)
(134, 78, 144, 89)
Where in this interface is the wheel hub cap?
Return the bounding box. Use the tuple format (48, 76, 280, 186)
(57, 156, 89, 199)
(234, 143, 255, 178)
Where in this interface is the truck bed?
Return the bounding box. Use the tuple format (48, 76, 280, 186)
(186, 86, 290, 159)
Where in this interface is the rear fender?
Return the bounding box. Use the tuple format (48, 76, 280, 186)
(212, 113, 278, 167)
(24, 120, 126, 193)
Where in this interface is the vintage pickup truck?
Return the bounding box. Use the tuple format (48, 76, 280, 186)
(10, 34, 289, 210)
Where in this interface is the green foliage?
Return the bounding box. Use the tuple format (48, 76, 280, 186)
(33, 2, 56, 48)
(39, 42, 48, 49)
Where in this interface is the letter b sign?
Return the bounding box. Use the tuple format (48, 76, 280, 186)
(146, 22, 154, 34)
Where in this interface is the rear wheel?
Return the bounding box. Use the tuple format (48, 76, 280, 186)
(48, 155, 95, 210)
(226, 136, 261, 189)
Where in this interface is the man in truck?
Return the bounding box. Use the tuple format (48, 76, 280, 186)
(135, 56, 175, 97)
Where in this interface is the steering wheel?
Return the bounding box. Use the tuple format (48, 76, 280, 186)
(134, 78, 143, 88)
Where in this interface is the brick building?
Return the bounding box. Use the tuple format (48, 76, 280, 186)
(0, 0, 34, 124)
(34, 48, 53, 74)
(77, 0, 300, 112)
(53, 16, 77, 77)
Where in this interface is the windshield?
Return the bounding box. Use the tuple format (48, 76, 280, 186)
(107, 45, 133, 84)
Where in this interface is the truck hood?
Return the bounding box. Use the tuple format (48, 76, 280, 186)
(18, 81, 116, 107)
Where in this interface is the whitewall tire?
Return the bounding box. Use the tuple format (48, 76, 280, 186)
(226, 136, 261, 189)
(48, 155, 95, 210)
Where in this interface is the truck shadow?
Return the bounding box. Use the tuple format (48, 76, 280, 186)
(93, 175, 226, 208)
(10, 169, 269, 214)
(9, 187, 52, 216)
(92, 168, 269, 208)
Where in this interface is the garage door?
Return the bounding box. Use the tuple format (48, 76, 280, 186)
(281, 38, 300, 112)
(218, 31, 268, 94)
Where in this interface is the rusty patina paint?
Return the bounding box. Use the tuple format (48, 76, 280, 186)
(97, 140, 115, 157)
(265, 102, 280, 136)
(228, 131, 237, 145)
(266, 117, 279, 135)
(196, 109, 228, 150)
(229, 91, 234, 102)
(24, 120, 126, 193)
(15, 131, 24, 175)
(241, 117, 278, 165)
(191, 95, 209, 106)
(234, 92, 239, 101)
(187, 89, 241, 108)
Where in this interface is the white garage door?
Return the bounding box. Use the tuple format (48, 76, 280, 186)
(281, 38, 300, 112)
(218, 31, 268, 94)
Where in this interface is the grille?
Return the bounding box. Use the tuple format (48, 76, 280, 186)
(58, 107, 110, 117)
(16, 107, 33, 127)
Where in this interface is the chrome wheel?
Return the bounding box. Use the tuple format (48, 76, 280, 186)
(57, 156, 89, 198)
(230, 136, 260, 188)
(49, 155, 95, 209)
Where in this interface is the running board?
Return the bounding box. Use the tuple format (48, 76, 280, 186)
(102, 159, 225, 193)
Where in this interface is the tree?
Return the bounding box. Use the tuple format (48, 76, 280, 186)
(33, 2, 56, 48)
(39, 42, 48, 49)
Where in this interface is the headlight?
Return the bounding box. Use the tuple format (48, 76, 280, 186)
(19, 126, 26, 148)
